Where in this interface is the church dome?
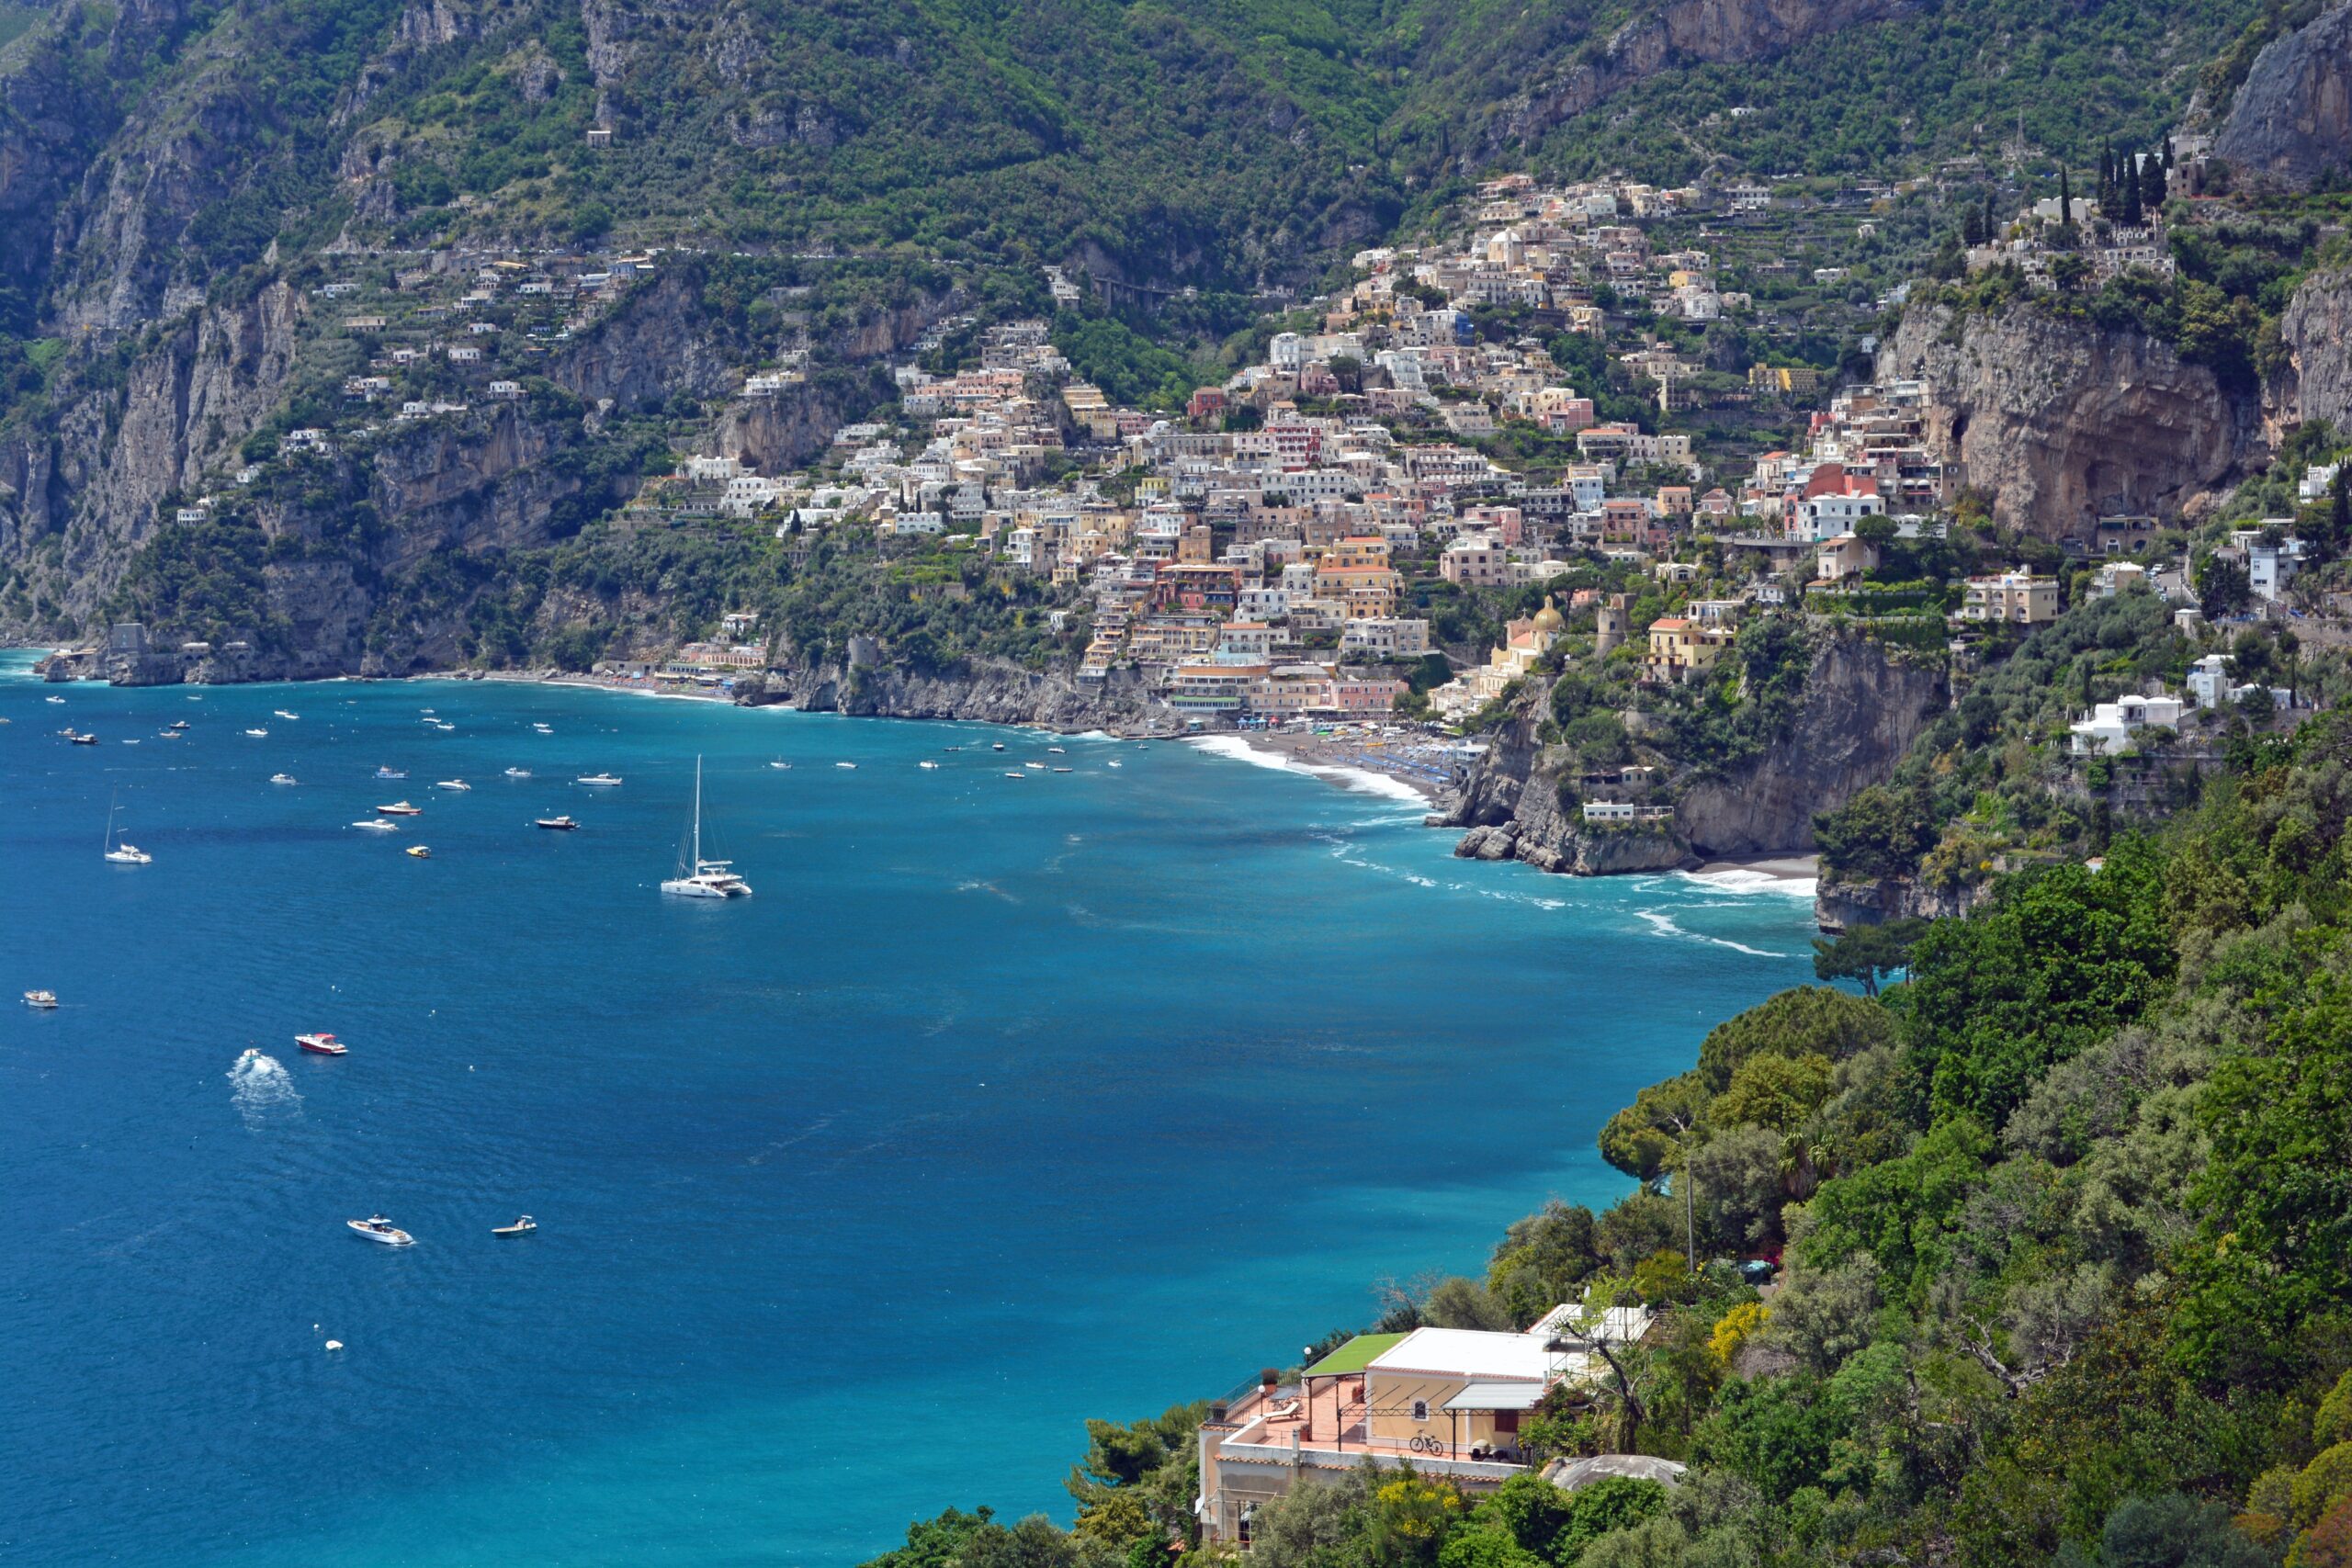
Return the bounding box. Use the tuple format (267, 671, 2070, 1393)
(1531, 594, 1566, 637)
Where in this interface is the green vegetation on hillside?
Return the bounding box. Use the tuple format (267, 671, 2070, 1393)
(865, 716, 2352, 1566)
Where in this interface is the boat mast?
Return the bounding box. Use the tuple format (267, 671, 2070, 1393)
(693, 755, 703, 871)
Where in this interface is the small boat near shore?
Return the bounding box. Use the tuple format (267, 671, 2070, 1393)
(535, 815, 578, 830)
(576, 773, 622, 786)
(347, 1215, 412, 1246)
(918, 760, 940, 770)
(271, 773, 299, 785)
(297, 1032, 347, 1055)
(23, 989, 58, 1010)
(492, 1216, 537, 1236)
(834, 761, 857, 770)
(352, 818, 398, 832)
(406, 845, 432, 859)
(504, 768, 532, 779)
(243, 728, 269, 738)
(435, 779, 470, 791)
(769, 760, 793, 770)
(376, 800, 423, 816)
(275, 710, 299, 720)
(67, 731, 97, 745)
(375, 766, 407, 780)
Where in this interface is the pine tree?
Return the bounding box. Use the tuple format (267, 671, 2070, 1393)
(2122, 155, 2143, 226)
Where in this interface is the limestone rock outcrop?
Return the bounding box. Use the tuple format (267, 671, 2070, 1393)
(2215, 1, 2352, 187)
(1879, 304, 2254, 538)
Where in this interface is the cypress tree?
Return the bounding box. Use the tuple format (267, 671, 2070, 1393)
(2122, 155, 2143, 225)
(2332, 464, 2349, 559)
(2143, 151, 2167, 210)
(2059, 166, 2074, 231)
(1984, 188, 1998, 243)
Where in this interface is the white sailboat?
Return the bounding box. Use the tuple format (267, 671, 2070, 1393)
(103, 795, 152, 864)
(661, 756, 751, 898)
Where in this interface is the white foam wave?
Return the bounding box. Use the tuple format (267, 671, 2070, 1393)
(1635, 909, 1792, 959)
(1675, 868, 1818, 899)
(227, 1050, 301, 1127)
(1186, 735, 1429, 807)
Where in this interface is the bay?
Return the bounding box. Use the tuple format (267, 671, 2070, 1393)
(0, 656, 1817, 1566)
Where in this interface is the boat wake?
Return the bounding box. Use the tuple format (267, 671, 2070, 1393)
(227, 1049, 301, 1127)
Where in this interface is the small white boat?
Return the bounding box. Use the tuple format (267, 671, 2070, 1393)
(768, 761, 793, 770)
(834, 761, 857, 770)
(991, 743, 1005, 751)
(533, 723, 553, 734)
(504, 768, 532, 779)
(1024, 761, 1046, 771)
(347, 1216, 413, 1246)
(45, 695, 63, 705)
(1003, 771, 1026, 779)
(660, 756, 752, 899)
(375, 766, 407, 780)
(352, 818, 398, 832)
(918, 760, 941, 770)
(1107, 760, 1123, 769)
(271, 773, 299, 785)
(275, 710, 299, 720)
(23, 989, 58, 1010)
(576, 773, 622, 786)
(158, 729, 182, 739)
(376, 800, 423, 816)
(1052, 767, 1072, 773)
(492, 1215, 537, 1237)
(435, 779, 470, 791)
(1048, 746, 1066, 754)
(435, 723, 456, 732)
(407, 845, 432, 859)
(168, 720, 189, 730)
(534, 815, 578, 831)
(102, 795, 151, 864)
(243, 728, 269, 738)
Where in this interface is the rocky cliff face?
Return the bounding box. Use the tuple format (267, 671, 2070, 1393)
(1880, 304, 2255, 537)
(1478, 0, 1913, 154)
(2215, 1, 2352, 187)
(2277, 265, 2352, 434)
(773, 659, 1180, 734)
(1443, 633, 1945, 877)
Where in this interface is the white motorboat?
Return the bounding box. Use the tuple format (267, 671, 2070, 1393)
(352, 818, 399, 832)
(375, 766, 407, 780)
(768, 760, 793, 770)
(376, 800, 423, 816)
(275, 709, 298, 720)
(23, 989, 58, 1009)
(435, 779, 470, 791)
(660, 756, 752, 899)
(102, 795, 152, 864)
(834, 761, 857, 770)
(243, 728, 269, 738)
(918, 760, 941, 770)
(271, 773, 299, 784)
(158, 729, 182, 739)
(1107, 760, 1123, 769)
(576, 773, 622, 786)
(1048, 746, 1066, 753)
(347, 1216, 413, 1246)
(1024, 761, 1046, 771)
(435, 723, 455, 732)
(504, 768, 532, 779)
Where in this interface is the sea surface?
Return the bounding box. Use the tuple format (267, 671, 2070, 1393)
(0, 656, 1819, 1566)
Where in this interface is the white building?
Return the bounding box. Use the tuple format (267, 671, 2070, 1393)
(2070, 692, 2186, 756)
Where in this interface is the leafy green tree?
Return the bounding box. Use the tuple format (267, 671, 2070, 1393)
(1811, 918, 1928, 996)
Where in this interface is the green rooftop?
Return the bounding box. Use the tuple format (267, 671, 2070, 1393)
(1303, 1333, 1408, 1377)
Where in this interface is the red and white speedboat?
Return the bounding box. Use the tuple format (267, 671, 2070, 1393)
(296, 1032, 348, 1055)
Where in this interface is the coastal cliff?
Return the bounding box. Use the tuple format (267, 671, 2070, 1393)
(1444, 633, 1945, 876)
(1877, 304, 2254, 537)
(770, 659, 1178, 733)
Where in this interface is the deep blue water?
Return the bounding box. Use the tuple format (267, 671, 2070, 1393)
(0, 656, 1817, 1566)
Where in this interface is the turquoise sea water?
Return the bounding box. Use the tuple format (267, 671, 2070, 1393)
(0, 656, 1819, 1566)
